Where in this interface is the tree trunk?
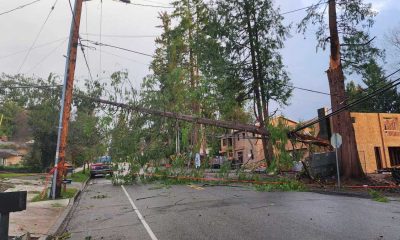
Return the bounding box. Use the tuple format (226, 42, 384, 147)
(187, 0, 200, 153)
(244, 2, 270, 163)
(328, 0, 364, 178)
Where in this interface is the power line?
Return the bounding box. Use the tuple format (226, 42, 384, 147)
(67, 0, 94, 81)
(293, 86, 331, 96)
(98, 49, 150, 66)
(17, 0, 59, 73)
(123, 1, 173, 9)
(140, 0, 172, 6)
(292, 74, 400, 133)
(81, 33, 158, 38)
(0, 0, 42, 16)
(83, 39, 154, 57)
(99, 0, 103, 77)
(0, 84, 62, 90)
(25, 38, 68, 74)
(84, 0, 90, 68)
(293, 67, 400, 129)
(0, 37, 67, 60)
(281, 1, 328, 15)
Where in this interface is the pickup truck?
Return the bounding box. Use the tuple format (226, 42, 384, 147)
(90, 158, 113, 178)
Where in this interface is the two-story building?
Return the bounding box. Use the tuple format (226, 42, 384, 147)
(352, 112, 400, 173)
(219, 117, 310, 166)
(219, 112, 400, 174)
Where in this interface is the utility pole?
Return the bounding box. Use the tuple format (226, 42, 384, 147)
(51, 0, 84, 199)
(327, 0, 363, 178)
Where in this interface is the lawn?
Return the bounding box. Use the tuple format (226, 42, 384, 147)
(0, 173, 35, 179)
(31, 187, 78, 202)
(70, 171, 90, 182)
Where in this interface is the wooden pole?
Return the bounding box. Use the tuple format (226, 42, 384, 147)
(52, 0, 83, 199)
(76, 95, 270, 137)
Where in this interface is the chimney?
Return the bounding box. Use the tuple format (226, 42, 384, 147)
(317, 108, 331, 140)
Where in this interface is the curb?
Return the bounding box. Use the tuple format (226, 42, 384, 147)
(309, 189, 371, 199)
(43, 177, 91, 240)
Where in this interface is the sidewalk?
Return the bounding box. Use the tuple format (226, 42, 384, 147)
(1, 174, 83, 239)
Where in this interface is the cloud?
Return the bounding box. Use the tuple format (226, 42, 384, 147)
(370, 0, 392, 12)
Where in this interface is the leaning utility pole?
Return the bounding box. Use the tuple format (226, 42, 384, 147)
(51, 0, 84, 199)
(327, 0, 363, 178)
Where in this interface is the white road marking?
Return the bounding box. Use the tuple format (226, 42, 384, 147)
(121, 185, 158, 240)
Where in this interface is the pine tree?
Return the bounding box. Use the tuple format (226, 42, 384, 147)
(212, 0, 292, 162)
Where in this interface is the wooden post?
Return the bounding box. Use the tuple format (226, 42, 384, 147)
(52, 0, 84, 199)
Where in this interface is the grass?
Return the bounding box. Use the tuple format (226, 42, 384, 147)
(368, 189, 389, 203)
(70, 171, 90, 182)
(254, 180, 306, 192)
(51, 203, 64, 208)
(0, 173, 34, 179)
(31, 188, 78, 202)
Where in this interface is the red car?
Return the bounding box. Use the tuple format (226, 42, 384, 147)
(90, 163, 113, 178)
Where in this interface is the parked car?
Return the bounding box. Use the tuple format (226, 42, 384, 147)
(90, 156, 113, 178)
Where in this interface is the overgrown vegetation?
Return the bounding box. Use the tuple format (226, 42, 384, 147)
(70, 171, 90, 183)
(254, 180, 306, 192)
(0, 173, 35, 179)
(31, 188, 78, 202)
(368, 189, 389, 203)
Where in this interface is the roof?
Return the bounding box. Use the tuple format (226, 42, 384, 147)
(0, 149, 20, 158)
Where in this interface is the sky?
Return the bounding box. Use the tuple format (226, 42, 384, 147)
(0, 0, 399, 122)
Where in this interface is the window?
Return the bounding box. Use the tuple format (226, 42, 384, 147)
(222, 139, 227, 146)
(384, 118, 400, 136)
(237, 135, 240, 141)
(228, 138, 233, 146)
(242, 133, 246, 139)
(374, 147, 383, 170)
(389, 147, 400, 166)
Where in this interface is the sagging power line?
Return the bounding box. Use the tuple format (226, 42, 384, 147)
(17, 0, 60, 73)
(83, 39, 154, 57)
(0, 0, 42, 16)
(291, 74, 400, 133)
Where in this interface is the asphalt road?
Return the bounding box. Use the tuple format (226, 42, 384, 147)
(64, 178, 400, 240)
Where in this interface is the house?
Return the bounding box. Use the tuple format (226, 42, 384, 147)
(219, 116, 311, 166)
(351, 112, 400, 173)
(0, 149, 22, 166)
(0, 141, 30, 166)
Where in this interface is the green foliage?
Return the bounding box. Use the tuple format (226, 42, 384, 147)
(0, 165, 40, 173)
(0, 101, 23, 137)
(368, 189, 389, 203)
(0, 173, 35, 179)
(254, 180, 306, 192)
(297, 0, 384, 74)
(267, 119, 301, 172)
(70, 171, 89, 183)
(346, 59, 400, 113)
(0, 74, 108, 171)
(31, 188, 78, 202)
(217, 161, 231, 179)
